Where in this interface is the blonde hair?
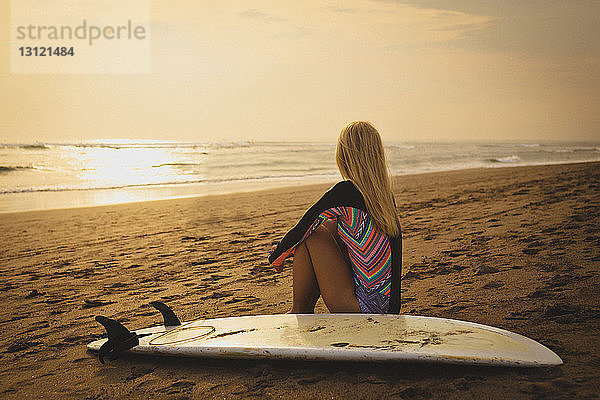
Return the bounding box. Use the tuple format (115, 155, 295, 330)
(336, 121, 400, 237)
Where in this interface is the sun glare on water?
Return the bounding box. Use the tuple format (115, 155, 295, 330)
(75, 146, 176, 187)
(53, 139, 206, 207)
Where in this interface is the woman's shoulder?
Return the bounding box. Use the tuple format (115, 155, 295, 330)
(329, 180, 358, 192)
(324, 180, 360, 197)
(321, 180, 365, 207)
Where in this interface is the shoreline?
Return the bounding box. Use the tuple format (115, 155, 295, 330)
(2, 159, 598, 215)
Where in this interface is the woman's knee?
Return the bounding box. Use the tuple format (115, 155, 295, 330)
(323, 219, 337, 235)
(306, 224, 333, 246)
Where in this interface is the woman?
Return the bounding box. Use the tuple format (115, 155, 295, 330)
(268, 121, 402, 314)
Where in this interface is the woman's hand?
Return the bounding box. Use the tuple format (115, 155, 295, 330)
(269, 244, 284, 273)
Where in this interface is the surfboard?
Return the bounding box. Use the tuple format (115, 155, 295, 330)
(87, 309, 562, 367)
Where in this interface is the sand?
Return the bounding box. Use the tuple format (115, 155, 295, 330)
(0, 162, 599, 399)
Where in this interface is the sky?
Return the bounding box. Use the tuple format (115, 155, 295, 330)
(1, 0, 599, 143)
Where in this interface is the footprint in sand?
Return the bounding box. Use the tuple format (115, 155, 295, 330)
(82, 299, 115, 308)
(191, 259, 215, 266)
(24, 289, 44, 298)
(6, 339, 41, 353)
(157, 380, 196, 395)
(482, 281, 504, 289)
(475, 265, 499, 275)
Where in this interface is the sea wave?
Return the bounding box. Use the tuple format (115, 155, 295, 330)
(0, 142, 239, 150)
(0, 144, 50, 150)
(69, 143, 200, 150)
(20, 144, 49, 150)
(543, 147, 600, 153)
(62, 141, 254, 150)
(206, 141, 252, 149)
(0, 165, 39, 173)
(388, 144, 416, 149)
(488, 155, 521, 163)
(0, 166, 27, 173)
(152, 162, 204, 168)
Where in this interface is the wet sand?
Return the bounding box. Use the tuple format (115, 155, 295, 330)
(1, 162, 599, 399)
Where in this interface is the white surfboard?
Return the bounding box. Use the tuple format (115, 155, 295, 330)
(87, 313, 562, 367)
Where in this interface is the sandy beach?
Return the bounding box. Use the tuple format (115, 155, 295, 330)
(1, 161, 599, 399)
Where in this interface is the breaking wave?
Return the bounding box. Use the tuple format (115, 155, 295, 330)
(488, 155, 521, 163)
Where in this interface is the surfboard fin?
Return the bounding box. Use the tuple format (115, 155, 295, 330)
(94, 316, 139, 364)
(150, 301, 181, 327)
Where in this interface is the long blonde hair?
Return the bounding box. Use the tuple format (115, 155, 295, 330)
(336, 121, 400, 237)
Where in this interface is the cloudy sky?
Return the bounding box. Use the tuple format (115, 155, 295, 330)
(1, 0, 599, 143)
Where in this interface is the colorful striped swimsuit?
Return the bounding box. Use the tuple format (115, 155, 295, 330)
(268, 181, 402, 314)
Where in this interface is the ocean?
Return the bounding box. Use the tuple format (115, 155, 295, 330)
(1, 140, 599, 213)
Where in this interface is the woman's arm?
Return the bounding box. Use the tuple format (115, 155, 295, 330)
(268, 181, 365, 268)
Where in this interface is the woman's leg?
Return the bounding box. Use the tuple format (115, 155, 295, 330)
(289, 242, 321, 313)
(290, 222, 361, 313)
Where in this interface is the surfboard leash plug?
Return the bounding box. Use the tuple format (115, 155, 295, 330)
(94, 316, 139, 364)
